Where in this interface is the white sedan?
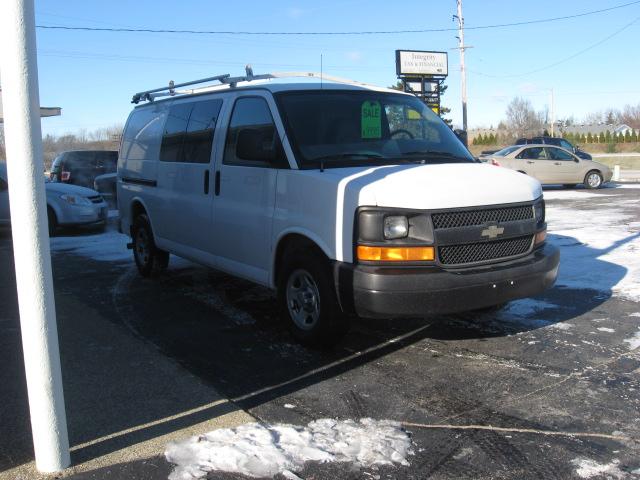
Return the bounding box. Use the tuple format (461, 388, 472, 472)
(0, 162, 108, 236)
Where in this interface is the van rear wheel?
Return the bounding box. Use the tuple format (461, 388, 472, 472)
(278, 249, 349, 347)
(132, 214, 169, 277)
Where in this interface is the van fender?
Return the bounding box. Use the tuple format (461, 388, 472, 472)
(270, 227, 335, 289)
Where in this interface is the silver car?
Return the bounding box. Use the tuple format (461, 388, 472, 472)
(0, 162, 108, 236)
(484, 144, 612, 189)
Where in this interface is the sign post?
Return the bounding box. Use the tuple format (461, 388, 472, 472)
(0, 0, 70, 472)
(395, 50, 448, 115)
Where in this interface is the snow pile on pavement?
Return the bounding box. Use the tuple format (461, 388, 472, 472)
(571, 458, 627, 479)
(165, 418, 413, 479)
(624, 329, 640, 350)
(50, 231, 131, 262)
(546, 203, 640, 301)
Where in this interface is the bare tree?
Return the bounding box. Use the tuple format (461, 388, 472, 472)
(620, 104, 640, 130)
(505, 97, 543, 139)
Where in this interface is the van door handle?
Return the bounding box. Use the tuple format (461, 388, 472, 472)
(554, 162, 561, 165)
(204, 170, 210, 194)
(214, 171, 221, 196)
(526, 161, 534, 164)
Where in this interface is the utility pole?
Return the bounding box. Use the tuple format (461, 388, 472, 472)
(455, 0, 468, 132)
(0, 0, 70, 472)
(550, 88, 555, 137)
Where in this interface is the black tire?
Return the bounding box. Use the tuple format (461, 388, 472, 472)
(47, 207, 57, 237)
(562, 184, 577, 189)
(584, 170, 603, 189)
(277, 247, 349, 347)
(131, 213, 169, 277)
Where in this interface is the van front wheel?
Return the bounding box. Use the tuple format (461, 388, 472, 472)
(132, 214, 169, 277)
(278, 250, 349, 347)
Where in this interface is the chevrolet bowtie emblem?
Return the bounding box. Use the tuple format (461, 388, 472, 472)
(481, 225, 505, 239)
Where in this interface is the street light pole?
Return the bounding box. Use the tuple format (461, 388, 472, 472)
(0, 0, 70, 472)
(456, 0, 468, 132)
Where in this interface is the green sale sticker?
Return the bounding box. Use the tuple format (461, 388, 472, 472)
(361, 101, 381, 139)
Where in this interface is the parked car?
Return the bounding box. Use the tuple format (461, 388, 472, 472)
(484, 144, 612, 188)
(50, 150, 118, 188)
(94, 172, 118, 208)
(515, 137, 592, 160)
(118, 74, 559, 345)
(0, 163, 108, 236)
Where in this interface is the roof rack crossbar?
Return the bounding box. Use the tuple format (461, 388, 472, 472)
(131, 68, 384, 104)
(131, 73, 231, 103)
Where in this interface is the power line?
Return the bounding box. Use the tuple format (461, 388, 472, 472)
(35, 1, 640, 36)
(469, 16, 640, 78)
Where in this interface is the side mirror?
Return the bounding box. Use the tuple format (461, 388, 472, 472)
(453, 129, 468, 147)
(237, 128, 278, 162)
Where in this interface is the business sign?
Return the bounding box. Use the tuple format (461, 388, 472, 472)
(405, 81, 438, 93)
(396, 50, 448, 77)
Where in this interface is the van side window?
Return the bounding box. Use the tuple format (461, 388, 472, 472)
(224, 97, 286, 168)
(160, 99, 222, 163)
(160, 103, 191, 162)
(183, 99, 222, 164)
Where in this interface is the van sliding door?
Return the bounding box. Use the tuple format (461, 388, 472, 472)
(156, 98, 222, 257)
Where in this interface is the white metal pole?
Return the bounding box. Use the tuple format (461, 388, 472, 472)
(457, 0, 468, 132)
(550, 88, 555, 137)
(0, 0, 70, 472)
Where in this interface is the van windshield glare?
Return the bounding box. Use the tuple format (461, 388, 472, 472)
(275, 90, 474, 169)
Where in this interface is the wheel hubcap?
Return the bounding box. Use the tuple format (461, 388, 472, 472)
(286, 269, 321, 330)
(588, 173, 601, 188)
(135, 229, 150, 265)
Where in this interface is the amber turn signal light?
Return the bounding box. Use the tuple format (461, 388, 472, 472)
(357, 245, 435, 262)
(535, 229, 546, 245)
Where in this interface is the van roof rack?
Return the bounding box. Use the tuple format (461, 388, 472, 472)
(131, 65, 380, 104)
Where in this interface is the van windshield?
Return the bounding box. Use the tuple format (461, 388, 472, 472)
(275, 90, 474, 169)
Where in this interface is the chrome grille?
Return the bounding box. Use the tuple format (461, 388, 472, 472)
(438, 235, 533, 265)
(432, 205, 533, 230)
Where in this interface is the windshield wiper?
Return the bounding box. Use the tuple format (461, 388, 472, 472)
(398, 150, 470, 162)
(310, 152, 385, 171)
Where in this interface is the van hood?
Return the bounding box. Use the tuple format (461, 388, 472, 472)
(322, 163, 543, 209)
(45, 181, 100, 197)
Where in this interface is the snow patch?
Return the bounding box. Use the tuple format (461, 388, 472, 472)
(624, 330, 640, 350)
(597, 327, 615, 333)
(543, 190, 616, 200)
(547, 202, 640, 301)
(50, 231, 131, 262)
(165, 418, 413, 479)
(550, 322, 573, 331)
(284, 404, 296, 409)
(629, 313, 640, 318)
(571, 458, 626, 479)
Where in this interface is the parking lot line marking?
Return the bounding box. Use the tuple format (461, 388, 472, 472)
(68, 399, 232, 451)
(232, 323, 433, 403)
(401, 422, 632, 442)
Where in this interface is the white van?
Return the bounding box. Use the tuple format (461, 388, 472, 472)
(118, 71, 559, 345)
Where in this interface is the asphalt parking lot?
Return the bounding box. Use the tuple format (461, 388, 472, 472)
(1, 184, 640, 479)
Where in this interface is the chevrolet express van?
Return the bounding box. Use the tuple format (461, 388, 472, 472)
(118, 73, 559, 345)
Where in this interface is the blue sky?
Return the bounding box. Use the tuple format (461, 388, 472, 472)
(32, 0, 640, 136)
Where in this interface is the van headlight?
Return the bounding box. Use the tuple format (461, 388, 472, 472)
(383, 216, 409, 239)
